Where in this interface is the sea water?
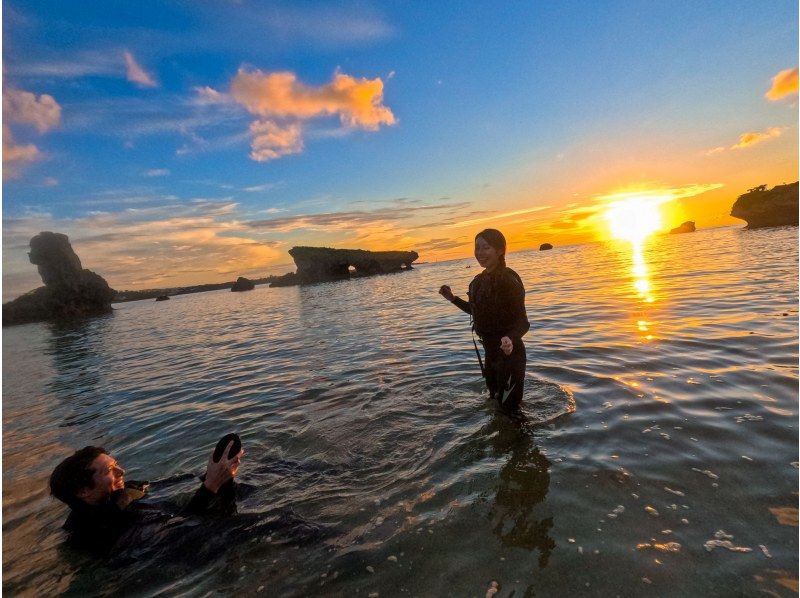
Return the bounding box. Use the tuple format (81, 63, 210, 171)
(3, 225, 797, 596)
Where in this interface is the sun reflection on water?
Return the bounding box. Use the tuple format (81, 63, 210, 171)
(603, 195, 663, 337)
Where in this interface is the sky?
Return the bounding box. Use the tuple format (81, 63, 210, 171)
(2, 1, 798, 300)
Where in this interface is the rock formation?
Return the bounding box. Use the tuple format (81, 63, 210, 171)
(231, 276, 255, 292)
(539, 243, 553, 251)
(730, 182, 798, 229)
(3, 232, 116, 326)
(669, 221, 696, 234)
(270, 247, 418, 287)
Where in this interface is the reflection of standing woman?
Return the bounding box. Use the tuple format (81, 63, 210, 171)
(440, 229, 530, 411)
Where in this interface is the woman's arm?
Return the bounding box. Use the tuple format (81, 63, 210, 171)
(503, 272, 530, 340)
(439, 285, 472, 314)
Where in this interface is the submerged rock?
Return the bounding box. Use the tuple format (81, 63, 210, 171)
(669, 221, 696, 234)
(539, 243, 553, 250)
(231, 276, 255, 292)
(269, 247, 418, 287)
(3, 232, 116, 326)
(730, 182, 799, 229)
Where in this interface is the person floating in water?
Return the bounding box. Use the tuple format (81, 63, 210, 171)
(440, 228, 530, 411)
(49, 438, 243, 556)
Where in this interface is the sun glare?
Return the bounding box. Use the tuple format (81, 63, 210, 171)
(604, 196, 664, 244)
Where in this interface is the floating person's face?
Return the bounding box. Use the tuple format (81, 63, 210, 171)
(475, 236, 503, 270)
(78, 453, 126, 504)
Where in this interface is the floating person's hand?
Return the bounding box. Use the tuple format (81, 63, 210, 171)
(439, 285, 454, 301)
(500, 336, 513, 356)
(203, 441, 244, 493)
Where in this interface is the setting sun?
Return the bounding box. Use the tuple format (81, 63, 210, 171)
(604, 196, 664, 243)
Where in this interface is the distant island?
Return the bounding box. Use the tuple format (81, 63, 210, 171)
(669, 221, 696, 234)
(113, 275, 283, 303)
(731, 182, 798, 229)
(269, 246, 419, 287)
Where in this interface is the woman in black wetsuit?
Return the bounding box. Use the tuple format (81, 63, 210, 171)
(439, 229, 530, 411)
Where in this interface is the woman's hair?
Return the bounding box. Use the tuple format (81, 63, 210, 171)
(50, 446, 107, 507)
(476, 228, 507, 268)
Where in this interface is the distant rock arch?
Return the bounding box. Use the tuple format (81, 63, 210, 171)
(270, 247, 419, 287)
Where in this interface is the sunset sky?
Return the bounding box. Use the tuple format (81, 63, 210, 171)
(3, 1, 798, 300)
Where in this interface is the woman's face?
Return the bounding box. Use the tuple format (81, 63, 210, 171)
(475, 236, 502, 271)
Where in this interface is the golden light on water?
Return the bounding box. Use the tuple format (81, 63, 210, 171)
(602, 193, 664, 336)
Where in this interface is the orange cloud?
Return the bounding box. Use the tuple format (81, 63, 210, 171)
(3, 125, 41, 178)
(230, 69, 396, 130)
(3, 88, 61, 178)
(3, 88, 61, 132)
(249, 120, 304, 162)
(731, 127, 783, 149)
(124, 51, 157, 88)
(765, 67, 798, 101)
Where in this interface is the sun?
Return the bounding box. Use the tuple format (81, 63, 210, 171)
(604, 196, 664, 244)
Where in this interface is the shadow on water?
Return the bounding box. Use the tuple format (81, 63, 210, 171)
(482, 411, 555, 569)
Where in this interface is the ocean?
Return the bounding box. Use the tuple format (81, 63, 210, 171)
(3, 224, 798, 596)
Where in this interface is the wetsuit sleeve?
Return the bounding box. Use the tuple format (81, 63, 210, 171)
(503, 272, 530, 340)
(182, 485, 217, 516)
(182, 479, 237, 517)
(451, 296, 471, 314)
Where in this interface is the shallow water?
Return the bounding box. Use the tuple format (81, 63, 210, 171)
(3, 225, 798, 596)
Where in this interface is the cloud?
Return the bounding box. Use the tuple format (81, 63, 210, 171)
(446, 206, 552, 228)
(2, 125, 41, 178)
(230, 69, 396, 130)
(193, 86, 230, 105)
(200, 68, 396, 161)
(260, 5, 394, 47)
(249, 120, 304, 161)
(144, 168, 170, 177)
(414, 237, 469, 252)
(246, 201, 471, 232)
(3, 88, 61, 132)
(243, 182, 276, 192)
(124, 51, 158, 88)
(704, 146, 726, 156)
(765, 67, 798, 101)
(731, 127, 783, 149)
(2, 88, 61, 178)
(7, 51, 122, 79)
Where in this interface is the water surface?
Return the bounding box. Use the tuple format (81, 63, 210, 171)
(3, 225, 798, 596)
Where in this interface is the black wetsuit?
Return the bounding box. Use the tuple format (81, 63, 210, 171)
(62, 479, 236, 556)
(452, 266, 530, 410)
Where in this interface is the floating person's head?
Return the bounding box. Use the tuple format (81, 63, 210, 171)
(50, 446, 126, 507)
(475, 228, 507, 271)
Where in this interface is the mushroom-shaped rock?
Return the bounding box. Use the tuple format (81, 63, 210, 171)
(731, 182, 798, 229)
(669, 221, 696, 234)
(231, 276, 256, 292)
(539, 243, 553, 251)
(270, 247, 419, 287)
(3, 232, 116, 326)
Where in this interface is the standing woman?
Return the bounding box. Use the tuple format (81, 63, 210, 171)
(440, 229, 530, 411)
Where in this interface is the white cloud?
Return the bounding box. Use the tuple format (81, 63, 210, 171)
(3, 88, 61, 132)
(248, 120, 303, 162)
(144, 168, 170, 177)
(124, 51, 158, 88)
